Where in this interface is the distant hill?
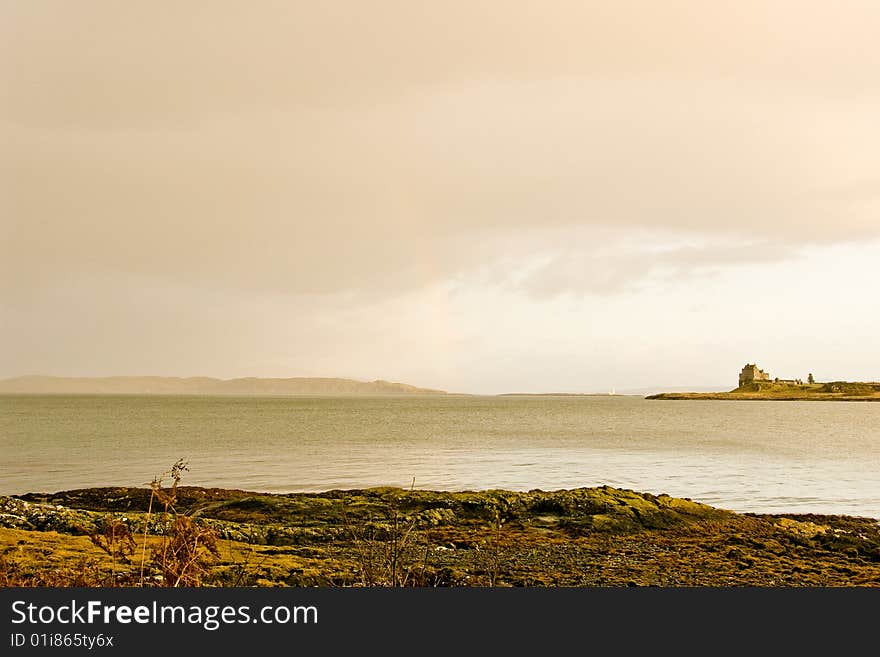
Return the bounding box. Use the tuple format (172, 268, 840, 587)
(0, 376, 448, 396)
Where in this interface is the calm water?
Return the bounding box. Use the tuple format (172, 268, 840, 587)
(1, 394, 879, 517)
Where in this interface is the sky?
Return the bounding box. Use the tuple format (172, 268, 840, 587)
(2, 2, 879, 394)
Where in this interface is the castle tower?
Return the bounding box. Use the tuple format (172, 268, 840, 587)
(739, 363, 770, 387)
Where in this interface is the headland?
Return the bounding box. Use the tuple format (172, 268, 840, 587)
(648, 363, 880, 401)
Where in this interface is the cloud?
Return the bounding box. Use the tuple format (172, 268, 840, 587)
(485, 233, 801, 298)
(4, 2, 880, 127)
(3, 3, 880, 306)
(4, 77, 879, 302)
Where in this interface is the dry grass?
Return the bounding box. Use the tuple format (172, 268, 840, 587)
(145, 459, 221, 587)
(0, 527, 352, 587)
(343, 490, 433, 587)
(0, 459, 221, 587)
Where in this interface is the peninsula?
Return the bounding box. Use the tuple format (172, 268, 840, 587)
(647, 363, 880, 401)
(0, 375, 447, 396)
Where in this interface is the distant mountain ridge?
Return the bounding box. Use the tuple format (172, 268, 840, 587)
(0, 376, 447, 396)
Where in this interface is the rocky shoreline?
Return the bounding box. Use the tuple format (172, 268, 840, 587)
(2, 486, 879, 587)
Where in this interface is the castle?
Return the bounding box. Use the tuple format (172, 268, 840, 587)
(738, 363, 806, 387)
(738, 364, 770, 387)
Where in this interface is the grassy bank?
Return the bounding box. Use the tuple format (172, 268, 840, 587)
(2, 484, 879, 587)
(647, 381, 880, 401)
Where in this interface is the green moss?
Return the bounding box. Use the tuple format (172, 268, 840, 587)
(5, 485, 880, 587)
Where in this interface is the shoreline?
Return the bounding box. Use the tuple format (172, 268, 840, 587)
(3, 484, 879, 587)
(646, 380, 880, 402)
(646, 392, 880, 402)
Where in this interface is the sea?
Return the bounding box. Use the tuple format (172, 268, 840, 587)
(1, 394, 878, 518)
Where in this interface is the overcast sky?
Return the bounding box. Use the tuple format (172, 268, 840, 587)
(2, 2, 879, 393)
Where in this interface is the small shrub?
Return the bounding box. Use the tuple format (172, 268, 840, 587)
(144, 459, 221, 587)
